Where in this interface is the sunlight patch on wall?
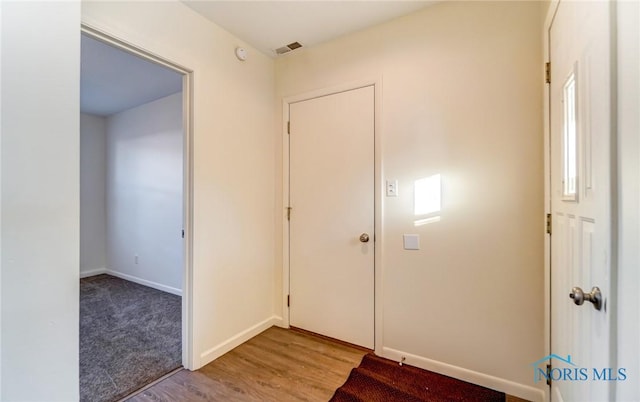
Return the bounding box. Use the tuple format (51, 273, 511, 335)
(414, 173, 441, 226)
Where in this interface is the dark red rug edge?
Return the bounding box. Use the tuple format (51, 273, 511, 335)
(330, 353, 506, 402)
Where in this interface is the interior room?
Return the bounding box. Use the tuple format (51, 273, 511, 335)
(79, 34, 185, 401)
(1, 1, 638, 402)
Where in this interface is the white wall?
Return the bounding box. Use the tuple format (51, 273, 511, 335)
(82, 1, 276, 368)
(276, 2, 544, 400)
(1, 2, 80, 401)
(80, 113, 107, 276)
(0, 1, 4, 397)
(106, 92, 183, 294)
(0, 2, 4, 395)
(615, 1, 640, 400)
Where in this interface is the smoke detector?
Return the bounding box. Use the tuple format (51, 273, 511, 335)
(235, 47, 248, 61)
(275, 41, 303, 56)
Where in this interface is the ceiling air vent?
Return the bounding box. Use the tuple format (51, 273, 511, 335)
(275, 42, 303, 56)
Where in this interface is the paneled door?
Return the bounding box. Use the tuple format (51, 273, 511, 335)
(549, 1, 613, 401)
(288, 86, 374, 349)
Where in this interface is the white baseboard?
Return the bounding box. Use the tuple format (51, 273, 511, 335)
(272, 316, 286, 328)
(104, 269, 182, 296)
(199, 315, 281, 368)
(79, 268, 182, 296)
(79, 268, 107, 278)
(381, 347, 545, 402)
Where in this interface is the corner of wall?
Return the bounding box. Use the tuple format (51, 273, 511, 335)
(81, 0, 279, 372)
(275, 0, 545, 395)
(198, 315, 282, 368)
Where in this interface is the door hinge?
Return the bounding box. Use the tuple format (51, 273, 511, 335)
(287, 295, 290, 307)
(546, 363, 552, 386)
(181, 229, 185, 238)
(287, 121, 290, 135)
(546, 213, 552, 235)
(287, 206, 292, 221)
(545, 62, 551, 84)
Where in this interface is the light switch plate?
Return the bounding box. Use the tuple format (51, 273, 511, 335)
(386, 179, 398, 197)
(403, 234, 420, 250)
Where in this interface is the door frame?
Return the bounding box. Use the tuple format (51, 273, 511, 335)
(542, 2, 559, 401)
(80, 23, 196, 370)
(281, 80, 383, 353)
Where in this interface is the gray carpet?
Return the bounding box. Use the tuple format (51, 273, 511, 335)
(80, 274, 182, 402)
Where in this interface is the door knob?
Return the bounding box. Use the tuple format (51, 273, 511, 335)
(569, 286, 602, 311)
(359, 233, 370, 243)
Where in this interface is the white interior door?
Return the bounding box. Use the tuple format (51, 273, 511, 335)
(550, 1, 613, 401)
(289, 86, 374, 349)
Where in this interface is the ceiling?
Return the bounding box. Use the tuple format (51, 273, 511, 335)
(81, 2, 436, 115)
(182, 1, 437, 57)
(81, 34, 183, 116)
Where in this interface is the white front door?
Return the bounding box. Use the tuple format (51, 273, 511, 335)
(288, 86, 374, 349)
(549, 1, 613, 401)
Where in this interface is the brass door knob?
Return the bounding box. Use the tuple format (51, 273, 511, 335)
(359, 233, 370, 243)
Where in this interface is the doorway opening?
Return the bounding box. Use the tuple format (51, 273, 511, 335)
(79, 25, 193, 402)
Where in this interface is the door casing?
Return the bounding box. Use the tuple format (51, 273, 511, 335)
(281, 80, 383, 354)
(80, 23, 196, 370)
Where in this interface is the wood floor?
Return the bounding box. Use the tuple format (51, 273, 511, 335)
(125, 326, 531, 402)
(126, 326, 367, 401)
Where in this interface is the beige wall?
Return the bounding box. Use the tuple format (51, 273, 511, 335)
(275, 2, 544, 399)
(82, 1, 277, 368)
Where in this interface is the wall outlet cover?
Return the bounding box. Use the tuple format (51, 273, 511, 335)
(403, 234, 420, 250)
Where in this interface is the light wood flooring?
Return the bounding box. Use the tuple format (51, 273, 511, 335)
(125, 326, 531, 402)
(126, 326, 367, 401)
